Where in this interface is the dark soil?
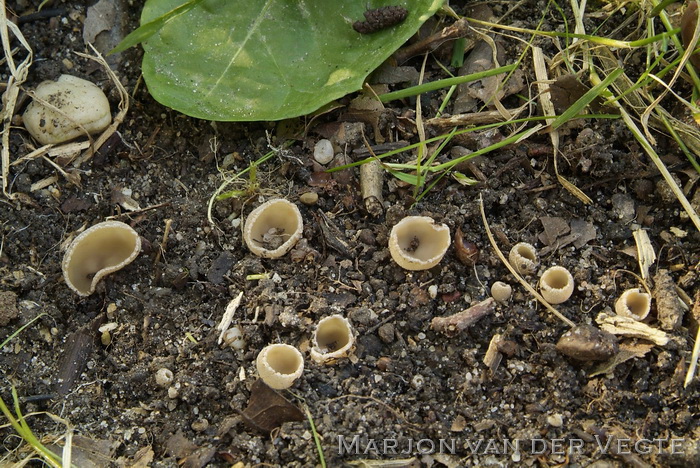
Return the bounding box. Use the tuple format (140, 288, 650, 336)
(2, 1, 700, 467)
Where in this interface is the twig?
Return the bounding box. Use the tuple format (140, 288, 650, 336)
(393, 17, 472, 64)
(431, 298, 496, 336)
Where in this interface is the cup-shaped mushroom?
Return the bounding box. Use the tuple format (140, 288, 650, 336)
(23, 75, 112, 145)
(539, 266, 575, 304)
(310, 315, 355, 364)
(243, 199, 303, 258)
(508, 242, 538, 275)
(256, 344, 304, 390)
(491, 281, 512, 302)
(615, 288, 651, 321)
(389, 216, 450, 270)
(62, 221, 141, 296)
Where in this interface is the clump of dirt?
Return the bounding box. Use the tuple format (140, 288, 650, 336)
(1, 1, 699, 467)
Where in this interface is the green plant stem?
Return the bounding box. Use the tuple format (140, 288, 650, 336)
(303, 404, 326, 468)
(0, 389, 62, 468)
(379, 64, 516, 102)
(467, 17, 678, 48)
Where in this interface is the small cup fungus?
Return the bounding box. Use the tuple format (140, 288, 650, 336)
(614, 288, 651, 321)
(23, 75, 112, 145)
(155, 368, 174, 387)
(491, 281, 512, 303)
(539, 266, 575, 304)
(388, 216, 450, 270)
(243, 199, 303, 258)
(310, 315, 355, 364)
(256, 344, 304, 390)
(62, 221, 141, 296)
(508, 242, 538, 275)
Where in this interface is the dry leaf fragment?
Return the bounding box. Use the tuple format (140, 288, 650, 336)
(538, 216, 570, 246)
(165, 430, 199, 459)
(588, 342, 654, 377)
(217, 291, 244, 345)
(597, 313, 669, 346)
(483, 333, 503, 371)
(128, 446, 155, 468)
(633, 229, 656, 280)
(238, 379, 304, 433)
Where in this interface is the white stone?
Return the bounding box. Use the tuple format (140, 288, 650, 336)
(23, 75, 111, 145)
(313, 139, 334, 165)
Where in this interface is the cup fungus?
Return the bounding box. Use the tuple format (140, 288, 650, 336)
(256, 344, 304, 390)
(310, 315, 355, 364)
(491, 281, 512, 303)
(388, 216, 450, 270)
(615, 288, 651, 321)
(508, 242, 538, 275)
(539, 266, 575, 304)
(23, 75, 112, 145)
(243, 199, 303, 258)
(62, 221, 141, 296)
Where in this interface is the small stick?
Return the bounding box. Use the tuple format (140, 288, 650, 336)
(431, 298, 496, 336)
(153, 218, 172, 267)
(359, 137, 384, 217)
(393, 18, 473, 64)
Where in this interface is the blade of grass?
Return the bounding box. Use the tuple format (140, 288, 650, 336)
(550, 68, 623, 131)
(329, 113, 618, 173)
(303, 404, 326, 468)
(1, 313, 46, 349)
(379, 64, 516, 102)
(590, 66, 700, 232)
(467, 16, 679, 48)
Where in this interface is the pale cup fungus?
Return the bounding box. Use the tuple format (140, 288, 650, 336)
(508, 242, 538, 275)
(243, 199, 303, 258)
(539, 266, 575, 304)
(388, 216, 450, 270)
(310, 315, 355, 364)
(62, 221, 141, 296)
(491, 281, 512, 302)
(256, 344, 304, 390)
(23, 75, 112, 145)
(155, 368, 174, 387)
(615, 288, 651, 321)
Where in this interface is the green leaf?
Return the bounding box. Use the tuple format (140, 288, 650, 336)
(110, 0, 206, 54)
(386, 168, 419, 185)
(138, 0, 445, 121)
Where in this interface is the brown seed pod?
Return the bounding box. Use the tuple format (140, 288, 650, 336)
(353, 6, 408, 34)
(454, 227, 479, 266)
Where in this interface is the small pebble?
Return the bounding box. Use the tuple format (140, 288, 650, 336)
(191, 418, 209, 432)
(299, 192, 318, 205)
(547, 413, 564, 427)
(314, 139, 334, 165)
(556, 325, 618, 361)
(428, 285, 438, 299)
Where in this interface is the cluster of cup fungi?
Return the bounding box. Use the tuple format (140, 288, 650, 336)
(61, 197, 651, 389)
